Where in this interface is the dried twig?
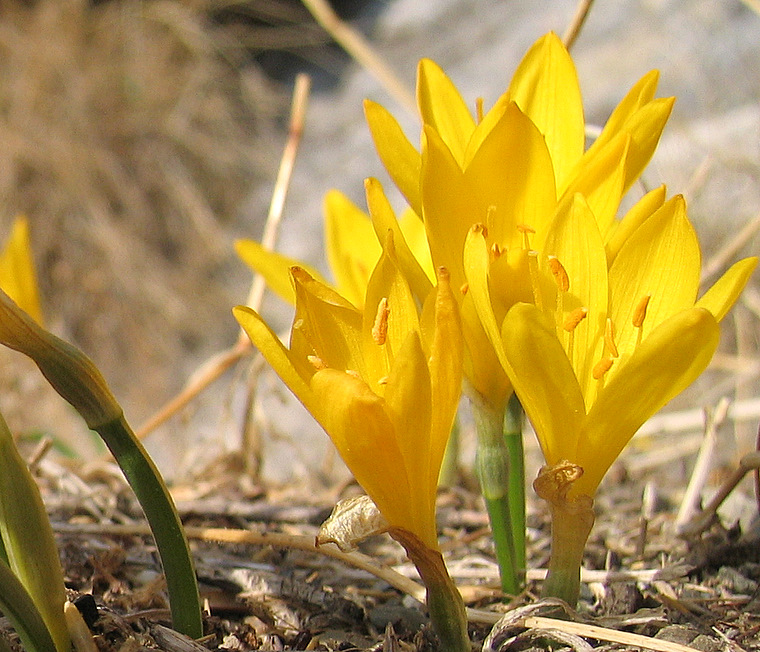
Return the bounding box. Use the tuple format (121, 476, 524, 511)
(675, 398, 730, 529)
(562, 0, 596, 50)
(300, 0, 416, 115)
(134, 74, 312, 441)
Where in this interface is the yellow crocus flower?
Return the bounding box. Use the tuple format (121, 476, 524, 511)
(236, 188, 433, 310)
(234, 232, 461, 550)
(0, 216, 43, 325)
(464, 190, 756, 602)
(364, 32, 674, 411)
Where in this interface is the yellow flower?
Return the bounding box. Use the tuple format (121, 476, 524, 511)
(234, 232, 462, 550)
(464, 192, 757, 498)
(0, 216, 43, 325)
(236, 186, 433, 310)
(364, 31, 674, 410)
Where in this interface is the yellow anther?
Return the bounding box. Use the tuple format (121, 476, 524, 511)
(548, 256, 570, 293)
(563, 307, 588, 332)
(476, 97, 484, 124)
(377, 376, 389, 386)
(604, 318, 619, 358)
(490, 242, 504, 259)
(345, 369, 361, 380)
(471, 222, 488, 238)
(632, 294, 651, 328)
(372, 297, 390, 345)
(460, 282, 470, 295)
(293, 318, 304, 330)
(307, 355, 328, 370)
(593, 357, 614, 380)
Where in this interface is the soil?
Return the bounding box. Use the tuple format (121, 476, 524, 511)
(32, 449, 760, 652)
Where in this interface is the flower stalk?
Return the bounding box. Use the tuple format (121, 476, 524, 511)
(390, 528, 470, 652)
(533, 462, 595, 605)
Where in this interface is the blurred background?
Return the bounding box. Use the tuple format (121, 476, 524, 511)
(0, 0, 758, 500)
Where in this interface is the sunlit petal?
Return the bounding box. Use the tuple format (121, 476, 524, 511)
(324, 190, 382, 308)
(501, 303, 586, 465)
(417, 58, 476, 163)
(509, 32, 584, 191)
(696, 258, 758, 322)
(577, 307, 720, 495)
(364, 99, 422, 215)
(609, 195, 701, 359)
(0, 216, 43, 325)
(236, 239, 326, 306)
(605, 185, 667, 264)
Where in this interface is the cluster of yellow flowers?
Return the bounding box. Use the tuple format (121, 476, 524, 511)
(236, 31, 756, 639)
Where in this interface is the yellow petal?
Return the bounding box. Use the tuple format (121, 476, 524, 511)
(501, 303, 586, 465)
(324, 189, 382, 308)
(233, 305, 319, 419)
(310, 368, 420, 539)
(398, 207, 435, 283)
(235, 239, 327, 306)
(560, 133, 629, 236)
(605, 185, 667, 265)
(427, 268, 464, 477)
(0, 216, 43, 325)
(290, 268, 366, 378)
(583, 71, 673, 193)
(609, 195, 701, 359)
(509, 32, 584, 191)
(696, 257, 758, 322)
(420, 125, 472, 291)
(417, 58, 475, 163)
(577, 307, 720, 495)
(541, 194, 608, 405)
(462, 225, 513, 378)
(463, 102, 557, 247)
(587, 70, 659, 153)
(365, 178, 433, 302)
(362, 231, 420, 381)
(382, 331, 436, 544)
(364, 99, 422, 216)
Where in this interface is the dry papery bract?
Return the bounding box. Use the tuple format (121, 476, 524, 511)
(0, 0, 284, 443)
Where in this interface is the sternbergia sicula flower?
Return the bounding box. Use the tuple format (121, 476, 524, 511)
(236, 187, 433, 309)
(365, 32, 675, 413)
(464, 190, 756, 604)
(234, 234, 470, 650)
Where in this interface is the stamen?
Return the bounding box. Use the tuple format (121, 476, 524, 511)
(490, 242, 503, 259)
(460, 282, 470, 295)
(632, 295, 651, 328)
(517, 223, 535, 251)
(476, 97, 484, 124)
(377, 376, 388, 386)
(527, 250, 544, 312)
(563, 307, 588, 332)
(307, 355, 327, 370)
(548, 256, 570, 293)
(293, 318, 304, 330)
(604, 318, 619, 358)
(593, 356, 614, 381)
(562, 307, 587, 361)
(372, 297, 390, 346)
(486, 206, 497, 233)
(345, 369, 361, 380)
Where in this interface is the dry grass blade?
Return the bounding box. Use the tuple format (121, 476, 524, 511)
(521, 617, 704, 652)
(700, 209, 760, 284)
(300, 0, 416, 115)
(562, 0, 596, 49)
(135, 74, 312, 441)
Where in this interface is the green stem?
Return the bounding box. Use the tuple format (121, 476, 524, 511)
(390, 529, 470, 652)
(471, 395, 521, 595)
(97, 417, 203, 638)
(533, 462, 595, 606)
(504, 394, 525, 585)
